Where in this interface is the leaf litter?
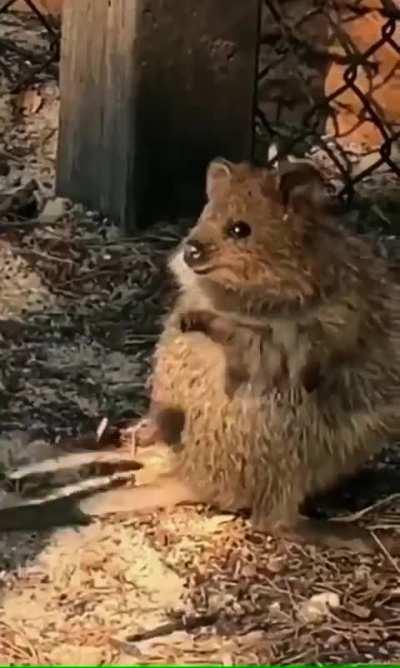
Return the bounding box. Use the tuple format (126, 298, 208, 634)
(1, 9, 400, 666)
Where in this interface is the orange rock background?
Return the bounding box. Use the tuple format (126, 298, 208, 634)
(325, 3, 400, 146)
(259, 0, 400, 149)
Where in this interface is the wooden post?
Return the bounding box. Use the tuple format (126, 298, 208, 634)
(56, 0, 261, 231)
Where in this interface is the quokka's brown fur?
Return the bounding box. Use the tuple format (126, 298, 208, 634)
(82, 157, 400, 549)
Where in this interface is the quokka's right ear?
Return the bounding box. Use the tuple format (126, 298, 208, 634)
(206, 158, 233, 201)
(277, 159, 327, 220)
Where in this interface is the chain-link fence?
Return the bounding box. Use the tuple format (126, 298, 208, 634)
(1, 0, 399, 200)
(0, 0, 59, 91)
(255, 0, 400, 198)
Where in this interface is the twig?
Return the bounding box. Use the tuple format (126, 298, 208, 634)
(330, 493, 400, 523)
(0, 37, 51, 64)
(17, 248, 72, 263)
(371, 203, 394, 227)
(0, 218, 65, 233)
(0, 149, 24, 163)
(370, 530, 400, 575)
(111, 612, 219, 652)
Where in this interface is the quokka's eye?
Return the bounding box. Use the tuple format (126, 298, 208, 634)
(226, 221, 252, 240)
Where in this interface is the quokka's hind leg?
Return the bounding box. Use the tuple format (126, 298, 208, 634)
(0, 475, 201, 532)
(81, 429, 228, 515)
(78, 474, 202, 517)
(283, 516, 377, 553)
(250, 491, 379, 554)
(253, 511, 398, 555)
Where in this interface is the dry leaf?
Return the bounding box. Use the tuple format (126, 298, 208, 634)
(17, 87, 43, 115)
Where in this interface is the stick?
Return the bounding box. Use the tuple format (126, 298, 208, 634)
(0, 470, 137, 531)
(111, 613, 219, 654)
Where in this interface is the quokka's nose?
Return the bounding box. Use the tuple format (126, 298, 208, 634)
(183, 240, 205, 267)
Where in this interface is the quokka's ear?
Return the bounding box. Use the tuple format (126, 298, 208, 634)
(206, 158, 233, 201)
(277, 160, 327, 219)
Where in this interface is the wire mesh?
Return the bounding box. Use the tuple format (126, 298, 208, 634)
(255, 0, 400, 198)
(1, 0, 399, 200)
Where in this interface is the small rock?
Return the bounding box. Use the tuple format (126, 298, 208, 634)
(208, 592, 235, 612)
(269, 601, 287, 622)
(39, 197, 67, 223)
(298, 591, 340, 624)
(326, 633, 344, 648)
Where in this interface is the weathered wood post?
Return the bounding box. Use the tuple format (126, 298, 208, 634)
(56, 0, 262, 231)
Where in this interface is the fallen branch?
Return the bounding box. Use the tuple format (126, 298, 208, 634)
(371, 530, 400, 575)
(330, 493, 400, 523)
(0, 468, 137, 531)
(6, 450, 141, 496)
(111, 612, 219, 654)
(0, 440, 179, 531)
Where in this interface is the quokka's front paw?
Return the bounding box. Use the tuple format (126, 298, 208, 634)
(120, 417, 161, 457)
(224, 364, 250, 398)
(180, 310, 214, 335)
(180, 310, 234, 345)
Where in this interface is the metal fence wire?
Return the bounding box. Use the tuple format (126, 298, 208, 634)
(255, 0, 400, 198)
(0, 0, 60, 91)
(1, 0, 399, 201)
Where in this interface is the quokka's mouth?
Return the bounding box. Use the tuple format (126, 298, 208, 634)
(169, 248, 219, 280)
(191, 265, 213, 275)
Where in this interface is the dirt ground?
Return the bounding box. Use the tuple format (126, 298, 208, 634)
(1, 11, 400, 666)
